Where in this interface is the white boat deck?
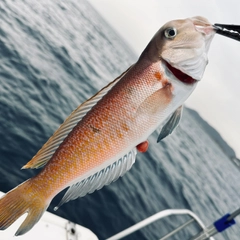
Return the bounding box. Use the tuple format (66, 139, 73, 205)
(0, 192, 98, 240)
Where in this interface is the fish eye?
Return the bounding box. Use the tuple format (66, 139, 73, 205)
(164, 27, 177, 39)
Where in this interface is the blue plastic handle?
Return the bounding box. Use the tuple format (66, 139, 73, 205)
(214, 214, 236, 232)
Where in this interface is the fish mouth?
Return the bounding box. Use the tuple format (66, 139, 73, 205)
(166, 61, 197, 84)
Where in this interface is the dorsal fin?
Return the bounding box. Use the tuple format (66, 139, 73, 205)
(22, 66, 133, 169)
(54, 148, 137, 210)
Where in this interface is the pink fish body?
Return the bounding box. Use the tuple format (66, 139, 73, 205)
(0, 16, 215, 235)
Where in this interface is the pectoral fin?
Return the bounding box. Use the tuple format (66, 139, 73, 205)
(157, 105, 183, 142)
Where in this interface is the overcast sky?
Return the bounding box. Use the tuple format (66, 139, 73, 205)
(88, 0, 240, 157)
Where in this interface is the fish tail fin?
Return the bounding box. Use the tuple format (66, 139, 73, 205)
(0, 179, 49, 236)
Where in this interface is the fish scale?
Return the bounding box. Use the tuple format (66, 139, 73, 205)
(0, 16, 217, 236)
(36, 61, 167, 194)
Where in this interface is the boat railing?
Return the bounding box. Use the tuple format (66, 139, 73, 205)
(106, 208, 239, 240)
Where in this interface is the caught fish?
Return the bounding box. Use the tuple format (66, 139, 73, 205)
(0, 16, 223, 235)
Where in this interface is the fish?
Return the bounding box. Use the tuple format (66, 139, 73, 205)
(0, 16, 216, 235)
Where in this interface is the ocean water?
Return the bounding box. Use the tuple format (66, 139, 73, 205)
(0, 0, 240, 239)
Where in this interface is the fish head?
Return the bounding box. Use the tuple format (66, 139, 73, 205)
(153, 16, 215, 82)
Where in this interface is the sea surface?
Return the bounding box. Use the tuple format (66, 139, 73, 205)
(0, 1, 240, 239)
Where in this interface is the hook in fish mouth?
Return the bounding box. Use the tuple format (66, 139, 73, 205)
(213, 23, 240, 42)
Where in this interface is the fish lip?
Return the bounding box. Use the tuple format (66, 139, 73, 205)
(194, 24, 215, 36)
(190, 17, 216, 36)
(164, 60, 197, 85)
(213, 23, 240, 42)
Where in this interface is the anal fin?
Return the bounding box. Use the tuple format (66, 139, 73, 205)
(54, 148, 137, 210)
